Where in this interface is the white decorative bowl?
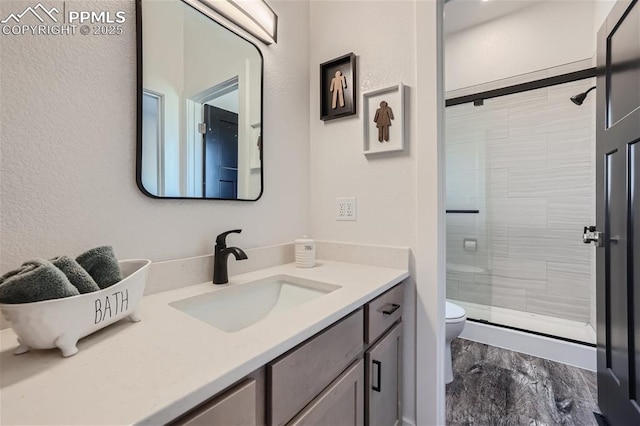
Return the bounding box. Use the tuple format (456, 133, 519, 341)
(0, 259, 151, 357)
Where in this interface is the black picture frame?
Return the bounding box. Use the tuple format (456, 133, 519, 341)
(320, 53, 357, 121)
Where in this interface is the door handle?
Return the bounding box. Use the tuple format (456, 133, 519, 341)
(583, 226, 603, 247)
(372, 360, 382, 392)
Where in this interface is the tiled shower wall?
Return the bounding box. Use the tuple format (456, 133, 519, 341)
(446, 77, 596, 324)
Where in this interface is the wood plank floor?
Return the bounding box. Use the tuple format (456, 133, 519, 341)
(446, 339, 599, 426)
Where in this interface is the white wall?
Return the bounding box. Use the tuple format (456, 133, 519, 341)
(416, 2, 446, 424)
(0, 0, 310, 271)
(445, 1, 597, 91)
(309, 5, 417, 250)
(309, 1, 444, 424)
(593, 0, 617, 47)
(142, 0, 184, 195)
(309, 0, 418, 420)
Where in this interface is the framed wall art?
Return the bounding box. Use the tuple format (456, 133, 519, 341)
(362, 83, 405, 155)
(319, 53, 356, 121)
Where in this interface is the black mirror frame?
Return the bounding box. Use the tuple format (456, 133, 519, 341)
(135, 0, 265, 201)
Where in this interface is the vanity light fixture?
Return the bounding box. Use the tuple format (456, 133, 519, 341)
(197, 0, 278, 44)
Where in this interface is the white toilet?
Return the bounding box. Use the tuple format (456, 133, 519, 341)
(445, 301, 466, 384)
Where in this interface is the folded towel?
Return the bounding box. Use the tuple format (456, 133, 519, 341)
(51, 255, 100, 294)
(76, 246, 122, 289)
(0, 259, 80, 304)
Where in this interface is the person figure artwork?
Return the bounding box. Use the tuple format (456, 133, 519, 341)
(373, 100, 394, 142)
(329, 70, 347, 109)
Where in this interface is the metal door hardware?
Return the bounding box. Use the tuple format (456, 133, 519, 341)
(583, 226, 603, 247)
(382, 304, 400, 315)
(372, 360, 382, 392)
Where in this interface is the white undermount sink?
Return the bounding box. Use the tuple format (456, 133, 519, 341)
(169, 275, 341, 333)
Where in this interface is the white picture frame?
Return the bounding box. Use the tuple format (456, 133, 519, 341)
(362, 83, 405, 155)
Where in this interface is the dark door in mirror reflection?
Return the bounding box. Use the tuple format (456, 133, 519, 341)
(204, 105, 238, 199)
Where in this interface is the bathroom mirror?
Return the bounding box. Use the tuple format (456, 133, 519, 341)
(137, 0, 263, 200)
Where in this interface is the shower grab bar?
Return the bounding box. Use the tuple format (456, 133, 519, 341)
(446, 210, 479, 214)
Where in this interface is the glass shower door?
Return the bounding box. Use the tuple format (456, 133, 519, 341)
(445, 76, 597, 344)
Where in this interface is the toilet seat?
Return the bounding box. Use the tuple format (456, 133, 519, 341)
(446, 301, 466, 322)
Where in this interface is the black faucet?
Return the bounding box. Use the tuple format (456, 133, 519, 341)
(213, 229, 248, 284)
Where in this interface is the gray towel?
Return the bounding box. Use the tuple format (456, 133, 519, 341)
(0, 259, 80, 304)
(76, 246, 122, 289)
(51, 255, 100, 294)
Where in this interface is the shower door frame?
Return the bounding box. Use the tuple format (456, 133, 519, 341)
(446, 67, 596, 108)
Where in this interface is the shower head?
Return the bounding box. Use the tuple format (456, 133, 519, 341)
(570, 86, 596, 106)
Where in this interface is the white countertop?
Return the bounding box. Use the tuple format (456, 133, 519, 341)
(0, 260, 408, 425)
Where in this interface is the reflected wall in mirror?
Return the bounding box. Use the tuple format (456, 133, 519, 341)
(137, 0, 263, 200)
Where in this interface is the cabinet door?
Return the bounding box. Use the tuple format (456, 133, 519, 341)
(287, 360, 364, 426)
(269, 310, 364, 426)
(172, 379, 257, 426)
(366, 322, 402, 426)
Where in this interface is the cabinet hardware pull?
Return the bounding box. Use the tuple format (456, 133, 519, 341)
(383, 303, 400, 315)
(372, 360, 382, 392)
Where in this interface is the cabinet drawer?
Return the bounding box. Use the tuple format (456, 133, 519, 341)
(173, 379, 257, 426)
(287, 360, 364, 426)
(268, 309, 364, 426)
(365, 283, 403, 344)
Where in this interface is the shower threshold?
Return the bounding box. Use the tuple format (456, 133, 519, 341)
(451, 300, 596, 345)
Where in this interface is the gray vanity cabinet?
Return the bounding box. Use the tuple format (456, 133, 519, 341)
(364, 283, 403, 426)
(365, 323, 402, 426)
(172, 379, 258, 426)
(170, 282, 404, 426)
(287, 360, 365, 426)
(268, 310, 364, 426)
